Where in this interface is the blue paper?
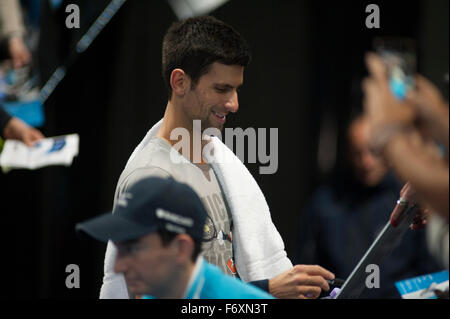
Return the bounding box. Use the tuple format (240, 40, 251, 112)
(395, 270, 449, 299)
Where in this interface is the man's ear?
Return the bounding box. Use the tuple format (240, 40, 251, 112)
(172, 234, 195, 263)
(170, 69, 190, 98)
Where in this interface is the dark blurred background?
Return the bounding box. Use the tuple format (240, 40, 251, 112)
(0, 0, 448, 298)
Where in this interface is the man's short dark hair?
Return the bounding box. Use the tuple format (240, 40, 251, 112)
(157, 229, 202, 262)
(162, 16, 251, 100)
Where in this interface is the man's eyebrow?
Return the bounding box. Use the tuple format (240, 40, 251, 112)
(214, 83, 234, 89)
(214, 83, 243, 90)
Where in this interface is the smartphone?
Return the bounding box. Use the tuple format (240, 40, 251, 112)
(373, 37, 416, 100)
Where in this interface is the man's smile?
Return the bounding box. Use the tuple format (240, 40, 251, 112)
(211, 110, 226, 124)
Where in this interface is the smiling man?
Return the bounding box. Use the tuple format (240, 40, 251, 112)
(100, 16, 334, 299)
(165, 61, 242, 131)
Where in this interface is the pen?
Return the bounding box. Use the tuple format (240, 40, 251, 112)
(327, 278, 345, 287)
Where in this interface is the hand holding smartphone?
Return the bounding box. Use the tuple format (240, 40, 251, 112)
(373, 37, 416, 100)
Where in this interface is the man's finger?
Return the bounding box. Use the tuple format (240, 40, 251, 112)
(415, 74, 438, 93)
(30, 128, 45, 140)
(362, 77, 385, 115)
(295, 264, 335, 280)
(365, 52, 389, 88)
(390, 202, 406, 227)
(298, 286, 322, 299)
(298, 274, 330, 291)
(410, 208, 427, 230)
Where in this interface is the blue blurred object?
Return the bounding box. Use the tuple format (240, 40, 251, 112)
(389, 75, 414, 100)
(390, 77, 407, 100)
(20, 0, 41, 26)
(49, 0, 63, 10)
(2, 100, 45, 128)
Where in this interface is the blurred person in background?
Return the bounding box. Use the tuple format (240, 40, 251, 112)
(0, 0, 31, 69)
(296, 113, 440, 298)
(0, 0, 43, 146)
(363, 52, 449, 270)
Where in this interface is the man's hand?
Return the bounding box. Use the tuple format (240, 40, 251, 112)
(268, 265, 335, 299)
(3, 117, 44, 146)
(407, 75, 448, 123)
(363, 53, 416, 136)
(8, 36, 31, 69)
(390, 182, 428, 230)
(406, 75, 449, 146)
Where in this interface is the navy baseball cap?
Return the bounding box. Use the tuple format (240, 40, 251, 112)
(75, 177, 207, 242)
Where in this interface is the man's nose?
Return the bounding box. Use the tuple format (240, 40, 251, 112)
(224, 91, 239, 113)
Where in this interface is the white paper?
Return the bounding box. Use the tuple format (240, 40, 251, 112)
(0, 134, 79, 171)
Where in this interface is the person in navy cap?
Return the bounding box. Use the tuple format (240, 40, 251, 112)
(76, 176, 274, 299)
